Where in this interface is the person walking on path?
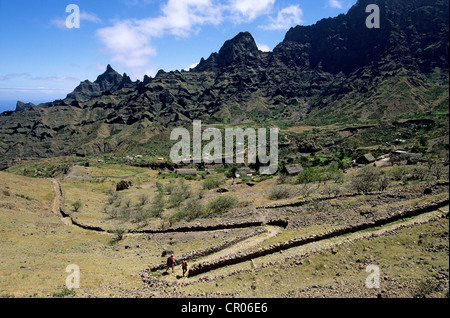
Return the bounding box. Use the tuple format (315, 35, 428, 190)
(182, 257, 188, 277)
(166, 254, 175, 274)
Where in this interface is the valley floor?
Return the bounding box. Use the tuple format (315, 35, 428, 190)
(0, 164, 448, 298)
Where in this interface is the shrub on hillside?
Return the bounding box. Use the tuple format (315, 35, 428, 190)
(322, 185, 342, 197)
(149, 191, 165, 218)
(410, 165, 430, 181)
(168, 180, 191, 208)
(171, 199, 206, 222)
(390, 166, 410, 181)
(138, 194, 150, 206)
(106, 189, 120, 205)
(268, 185, 293, 200)
(297, 168, 322, 184)
(298, 184, 313, 199)
(202, 177, 225, 190)
(206, 196, 238, 215)
(296, 163, 345, 185)
(351, 166, 382, 193)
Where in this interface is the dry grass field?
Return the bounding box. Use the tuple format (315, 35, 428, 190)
(0, 158, 448, 298)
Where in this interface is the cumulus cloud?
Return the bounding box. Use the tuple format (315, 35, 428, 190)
(256, 42, 271, 52)
(97, 21, 156, 69)
(329, 0, 343, 9)
(261, 5, 303, 30)
(184, 62, 200, 71)
(97, 0, 224, 77)
(80, 11, 102, 24)
(227, 0, 275, 22)
(96, 0, 282, 78)
(139, 0, 223, 37)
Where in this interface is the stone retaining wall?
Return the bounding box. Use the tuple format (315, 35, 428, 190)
(258, 181, 449, 210)
(147, 227, 268, 272)
(187, 198, 449, 277)
(129, 220, 265, 234)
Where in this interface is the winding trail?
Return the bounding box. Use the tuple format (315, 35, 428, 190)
(51, 178, 72, 226)
(184, 198, 449, 277)
(51, 176, 448, 280)
(199, 225, 282, 264)
(50, 178, 284, 234)
(253, 207, 449, 268)
(152, 206, 448, 282)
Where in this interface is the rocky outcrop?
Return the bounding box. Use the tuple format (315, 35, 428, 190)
(65, 65, 139, 102)
(116, 180, 133, 191)
(15, 101, 36, 112)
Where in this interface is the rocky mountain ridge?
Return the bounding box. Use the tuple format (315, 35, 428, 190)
(65, 64, 138, 103)
(0, 0, 448, 169)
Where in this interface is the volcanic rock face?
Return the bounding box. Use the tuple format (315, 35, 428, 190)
(15, 101, 36, 112)
(0, 0, 448, 168)
(65, 65, 139, 102)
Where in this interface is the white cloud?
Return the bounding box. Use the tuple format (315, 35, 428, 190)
(184, 62, 200, 71)
(96, 0, 281, 78)
(139, 0, 223, 37)
(50, 18, 68, 29)
(256, 42, 271, 52)
(80, 11, 102, 24)
(261, 5, 303, 30)
(88, 63, 108, 72)
(227, 0, 275, 22)
(97, 21, 156, 70)
(97, 0, 224, 77)
(329, 0, 343, 9)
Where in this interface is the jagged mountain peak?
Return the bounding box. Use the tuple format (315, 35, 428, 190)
(217, 31, 260, 66)
(105, 64, 114, 72)
(195, 31, 261, 72)
(64, 65, 139, 103)
(94, 65, 123, 89)
(221, 31, 257, 48)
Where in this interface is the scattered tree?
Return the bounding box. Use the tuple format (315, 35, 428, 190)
(71, 200, 82, 212)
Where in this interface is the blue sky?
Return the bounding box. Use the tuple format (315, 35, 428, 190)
(0, 0, 356, 112)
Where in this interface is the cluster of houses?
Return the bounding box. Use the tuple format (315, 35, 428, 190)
(352, 150, 422, 168)
(97, 149, 423, 179)
(122, 155, 144, 162)
(155, 151, 419, 178)
(175, 167, 259, 177)
(174, 164, 305, 178)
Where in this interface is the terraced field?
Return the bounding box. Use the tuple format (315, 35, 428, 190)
(0, 160, 448, 298)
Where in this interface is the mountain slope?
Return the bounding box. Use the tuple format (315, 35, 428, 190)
(0, 0, 448, 169)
